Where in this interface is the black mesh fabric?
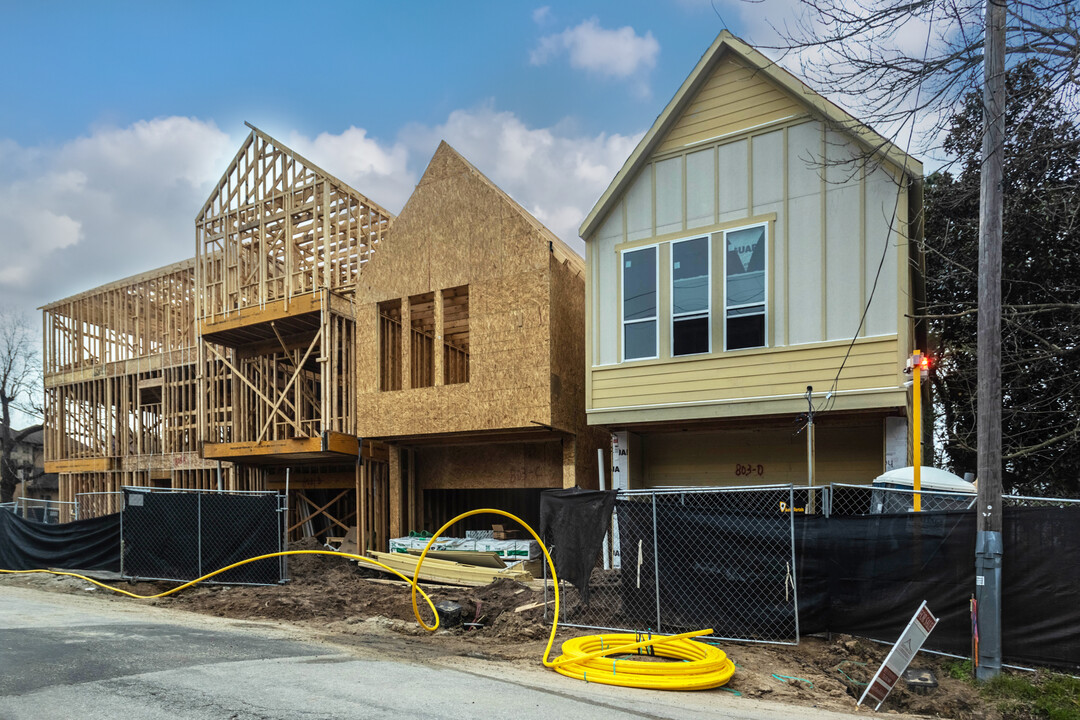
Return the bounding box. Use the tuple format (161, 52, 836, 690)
(122, 490, 281, 585)
(539, 488, 616, 605)
(0, 511, 120, 571)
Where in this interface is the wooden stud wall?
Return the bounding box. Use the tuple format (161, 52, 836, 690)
(195, 127, 393, 323)
(378, 301, 402, 391)
(43, 261, 195, 375)
(202, 314, 355, 444)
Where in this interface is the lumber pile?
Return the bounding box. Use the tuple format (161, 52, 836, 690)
(368, 550, 531, 586)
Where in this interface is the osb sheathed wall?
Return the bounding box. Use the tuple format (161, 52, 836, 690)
(356, 142, 560, 437)
(355, 142, 605, 502)
(195, 127, 392, 322)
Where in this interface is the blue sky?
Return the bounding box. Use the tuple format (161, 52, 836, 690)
(4, 1, 782, 321)
(2, 2, 731, 146)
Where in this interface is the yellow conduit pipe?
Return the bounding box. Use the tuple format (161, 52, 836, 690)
(1, 509, 734, 691)
(0, 550, 440, 625)
(411, 508, 735, 690)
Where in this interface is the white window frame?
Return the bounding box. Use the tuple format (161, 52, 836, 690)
(722, 222, 768, 352)
(620, 244, 660, 362)
(670, 235, 711, 357)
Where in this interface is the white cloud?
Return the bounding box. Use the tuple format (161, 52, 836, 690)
(531, 18, 659, 95)
(0, 117, 235, 313)
(286, 126, 416, 212)
(532, 6, 551, 24)
(400, 103, 641, 250)
(0, 108, 641, 325)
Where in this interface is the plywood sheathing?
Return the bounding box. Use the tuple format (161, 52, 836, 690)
(355, 142, 570, 438)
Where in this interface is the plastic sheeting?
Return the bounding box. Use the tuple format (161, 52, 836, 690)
(540, 488, 616, 604)
(0, 510, 120, 572)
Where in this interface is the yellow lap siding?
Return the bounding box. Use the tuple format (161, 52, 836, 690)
(658, 56, 803, 154)
(590, 336, 901, 409)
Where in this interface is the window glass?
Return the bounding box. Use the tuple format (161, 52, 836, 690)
(624, 320, 658, 360)
(673, 315, 709, 355)
(623, 248, 657, 321)
(622, 246, 657, 360)
(672, 236, 709, 356)
(673, 237, 708, 315)
(724, 225, 766, 350)
(725, 226, 765, 307)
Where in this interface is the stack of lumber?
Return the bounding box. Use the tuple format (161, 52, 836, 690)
(405, 548, 505, 569)
(368, 550, 531, 586)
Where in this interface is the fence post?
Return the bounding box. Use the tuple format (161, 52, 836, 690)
(197, 492, 203, 578)
(119, 495, 125, 578)
(789, 485, 800, 643)
(651, 492, 662, 633)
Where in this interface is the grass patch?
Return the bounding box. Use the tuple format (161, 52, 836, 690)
(943, 659, 975, 682)
(982, 671, 1080, 720)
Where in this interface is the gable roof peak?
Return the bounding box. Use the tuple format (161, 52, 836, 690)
(414, 140, 584, 274)
(579, 31, 922, 240)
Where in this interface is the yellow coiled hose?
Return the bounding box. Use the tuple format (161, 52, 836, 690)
(413, 508, 734, 690)
(1, 508, 733, 691)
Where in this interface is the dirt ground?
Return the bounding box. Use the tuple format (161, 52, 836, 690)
(2, 539, 991, 719)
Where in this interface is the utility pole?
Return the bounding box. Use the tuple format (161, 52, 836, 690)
(975, 0, 1006, 681)
(805, 386, 815, 512)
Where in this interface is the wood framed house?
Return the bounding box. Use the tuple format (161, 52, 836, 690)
(354, 142, 605, 541)
(42, 127, 602, 548)
(580, 31, 926, 489)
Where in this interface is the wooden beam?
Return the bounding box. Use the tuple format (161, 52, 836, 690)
(199, 293, 323, 336)
(45, 457, 114, 473)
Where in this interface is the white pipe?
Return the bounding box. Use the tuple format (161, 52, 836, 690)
(598, 448, 610, 570)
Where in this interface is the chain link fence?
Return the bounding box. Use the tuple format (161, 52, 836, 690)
(830, 483, 978, 515)
(75, 492, 125, 520)
(1001, 494, 1080, 508)
(548, 485, 801, 645)
(8, 497, 78, 523)
(121, 487, 287, 586)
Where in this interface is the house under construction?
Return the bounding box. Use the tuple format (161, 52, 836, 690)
(43, 125, 603, 548)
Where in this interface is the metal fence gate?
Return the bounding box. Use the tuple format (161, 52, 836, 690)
(550, 485, 804, 645)
(121, 487, 287, 586)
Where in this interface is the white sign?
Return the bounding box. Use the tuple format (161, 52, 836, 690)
(858, 601, 939, 710)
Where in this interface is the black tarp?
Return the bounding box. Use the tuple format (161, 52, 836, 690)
(795, 511, 976, 655)
(0, 511, 120, 571)
(614, 500, 1080, 670)
(122, 490, 281, 585)
(539, 488, 616, 604)
(1000, 506, 1080, 669)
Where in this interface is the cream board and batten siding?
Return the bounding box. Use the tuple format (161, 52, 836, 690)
(587, 118, 911, 422)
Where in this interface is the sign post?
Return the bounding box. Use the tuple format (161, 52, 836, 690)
(858, 602, 939, 710)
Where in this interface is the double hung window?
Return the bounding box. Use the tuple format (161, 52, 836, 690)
(622, 246, 658, 360)
(671, 236, 710, 356)
(723, 224, 766, 350)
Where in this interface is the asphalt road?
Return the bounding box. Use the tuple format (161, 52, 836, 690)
(0, 584, 869, 720)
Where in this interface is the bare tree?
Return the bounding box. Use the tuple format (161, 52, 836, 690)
(759, 0, 1079, 156)
(0, 308, 43, 504)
